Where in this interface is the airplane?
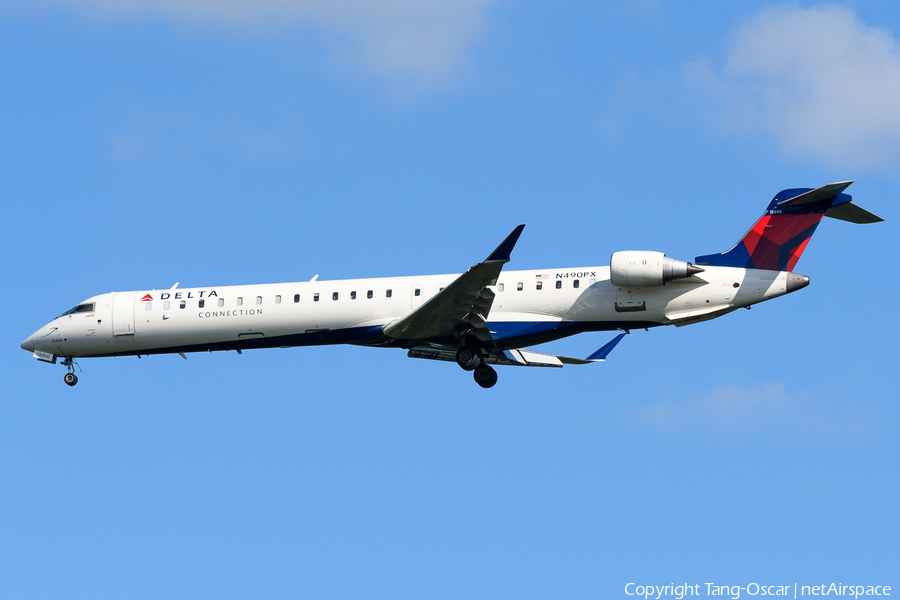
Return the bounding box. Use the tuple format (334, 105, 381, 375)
(21, 181, 882, 389)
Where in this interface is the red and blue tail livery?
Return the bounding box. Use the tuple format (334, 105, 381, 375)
(695, 181, 883, 271)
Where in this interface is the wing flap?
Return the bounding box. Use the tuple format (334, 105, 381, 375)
(406, 348, 565, 368)
(406, 334, 627, 368)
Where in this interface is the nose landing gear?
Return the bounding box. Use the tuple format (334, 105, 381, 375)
(61, 357, 80, 386)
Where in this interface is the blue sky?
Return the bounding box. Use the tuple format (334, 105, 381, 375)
(1, 1, 897, 598)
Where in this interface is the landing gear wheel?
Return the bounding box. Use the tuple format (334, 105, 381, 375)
(61, 357, 80, 386)
(456, 347, 483, 371)
(473, 365, 498, 389)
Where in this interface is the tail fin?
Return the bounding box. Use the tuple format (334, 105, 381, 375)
(695, 181, 883, 271)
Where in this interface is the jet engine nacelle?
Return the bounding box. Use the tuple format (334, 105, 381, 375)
(610, 251, 704, 287)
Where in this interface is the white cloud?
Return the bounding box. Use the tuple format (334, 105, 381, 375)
(686, 5, 900, 169)
(108, 97, 299, 161)
(26, 0, 494, 93)
(635, 381, 872, 440)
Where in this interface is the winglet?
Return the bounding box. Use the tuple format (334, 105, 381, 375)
(486, 225, 526, 263)
(586, 333, 626, 361)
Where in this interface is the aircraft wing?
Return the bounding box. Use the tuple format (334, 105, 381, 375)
(382, 225, 525, 343)
(407, 333, 627, 367)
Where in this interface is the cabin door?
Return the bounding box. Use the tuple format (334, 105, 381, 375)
(112, 291, 137, 336)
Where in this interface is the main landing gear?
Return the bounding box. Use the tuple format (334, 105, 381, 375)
(456, 347, 498, 388)
(455, 347, 483, 371)
(61, 357, 80, 387)
(473, 364, 498, 389)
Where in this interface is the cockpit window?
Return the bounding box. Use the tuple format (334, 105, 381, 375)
(56, 303, 95, 319)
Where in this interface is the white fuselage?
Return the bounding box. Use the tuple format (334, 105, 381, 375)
(22, 265, 801, 360)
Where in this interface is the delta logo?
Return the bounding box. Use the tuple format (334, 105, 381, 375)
(141, 294, 153, 302)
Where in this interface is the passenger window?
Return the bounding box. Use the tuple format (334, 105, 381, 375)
(294, 294, 300, 303)
(180, 300, 186, 309)
(314, 293, 319, 302)
(555, 280, 562, 289)
(163, 301, 170, 310)
(351, 291, 356, 300)
(386, 289, 392, 298)
(589, 278, 596, 287)
(517, 282, 523, 291)
(367, 290, 373, 299)
(574, 280, 579, 288)
(256, 296, 262, 305)
(145, 302, 152, 311)
(237, 297, 243, 306)
(275, 295, 281, 304)
(414, 288, 421, 297)
(198, 299, 205, 308)
(218, 298, 225, 307)
(498, 283, 504, 292)
(333, 292, 339, 301)
(536, 281, 543, 290)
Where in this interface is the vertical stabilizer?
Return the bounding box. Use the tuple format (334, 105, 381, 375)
(695, 181, 881, 271)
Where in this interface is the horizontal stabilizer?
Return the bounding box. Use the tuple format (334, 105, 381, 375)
(825, 202, 884, 224)
(777, 181, 853, 206)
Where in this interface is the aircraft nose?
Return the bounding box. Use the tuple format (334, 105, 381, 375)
(21, 337, 35, 352)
